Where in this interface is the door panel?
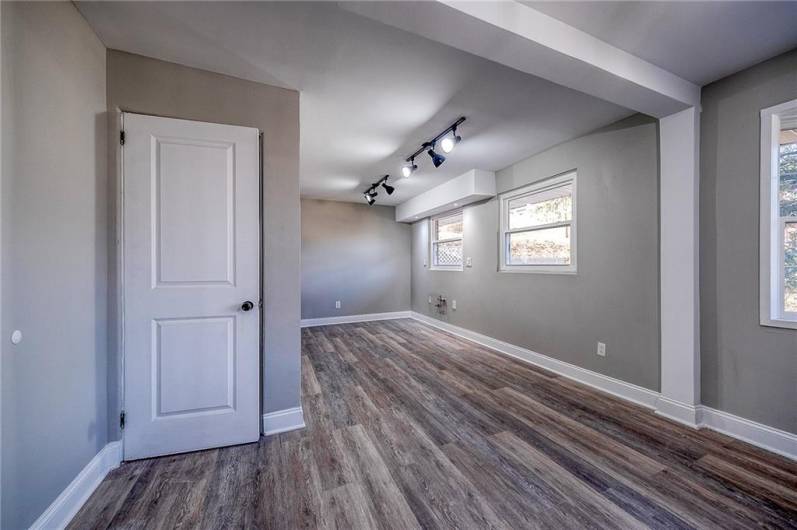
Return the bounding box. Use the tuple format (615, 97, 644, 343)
(123, 113, 260, 460)
(155, 137, 234, 286)
(154, 316, 235, 417)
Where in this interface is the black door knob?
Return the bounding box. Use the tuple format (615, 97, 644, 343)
(241, 301, 255, 312)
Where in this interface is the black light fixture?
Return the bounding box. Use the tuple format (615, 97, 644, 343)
(440, 125, 462, 154)
(381, 178, 395, 195)
(402, 116, 465, 174)
(426, 142, 446, 168)
(362, 175, 390, 205)
(401, 157, 418, 178)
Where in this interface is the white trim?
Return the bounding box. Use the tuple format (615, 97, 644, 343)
(30, 441, 122, 530)
(410, 312, 659, 409)
(262, 406, 305, 436)
(498, 171, 577, 274)
(760, 98, 797, 329)
(300, 311, 411, 328)
(698, 406, 797, 460)
(655, 395, 700, 428)
(659, 107, 701, 409)
(409, 312, 796, 460)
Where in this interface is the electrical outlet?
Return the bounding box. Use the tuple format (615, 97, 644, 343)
(452, 299, 457, 310)
(466, 257, 473, 268)
(597, 342, 606, 357)
(428, 295, 433, 304)
(335, 300, 341, 309)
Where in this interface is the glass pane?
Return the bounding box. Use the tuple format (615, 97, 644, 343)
(436, 213, 463, 240)
(433, 240, 462, 267)
(779, 130, 797, 217)
(508, 185, 572, 230)
(507, 226, 571, 266)
(785, 222, 797, 312)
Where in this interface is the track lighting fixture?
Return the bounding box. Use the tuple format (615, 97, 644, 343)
(402, 116, 465, 175)
(440, 126, 461, 153)
(360, 118, 466, 205)
(426, 143, 446, 168)
(401, 158, 418, 178)
(362, 175, 390, 206)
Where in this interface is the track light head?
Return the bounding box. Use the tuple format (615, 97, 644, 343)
(381, 179, 395, 195)
(401, 158, 418, 178)
(441, 129, 462, 154)
(363, 186, 378, 205)
(427, 144, 446, 168)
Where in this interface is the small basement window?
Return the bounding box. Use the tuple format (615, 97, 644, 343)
(430, 210, 464, 271)
(499, 171, 576, 274)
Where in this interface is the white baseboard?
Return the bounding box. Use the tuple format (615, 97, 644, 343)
(410, 312, 660, 409)
(409, 312, 795, 461)
(301, 311, 411, 328)
(655, 395, 700, 428)
(698, 405, 797, 460)
(262, 406, 305, 436)
(30, 441, 122, 530)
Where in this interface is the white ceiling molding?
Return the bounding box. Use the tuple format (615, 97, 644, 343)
(341, 0, 700, 118)
(396, 169, 495, 223)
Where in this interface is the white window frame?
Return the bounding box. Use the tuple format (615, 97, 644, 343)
(499, 171, 577, 274)
(429, 210, 464, 271)
(760, 98, 797, 329)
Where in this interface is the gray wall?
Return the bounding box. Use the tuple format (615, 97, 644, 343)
(1, 3, 108, 527)
(107, 50, 301, 428)
(700, 49, 797, 433)
(412, 115, 661, 391)
(301, 199, 410, 319)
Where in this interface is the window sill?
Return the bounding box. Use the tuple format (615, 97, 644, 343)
(760, 317, 797, 330)
(499, 267, 577, 275)
(430, 266, 464, 272)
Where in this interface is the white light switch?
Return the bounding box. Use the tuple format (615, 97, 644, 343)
(597, 342, 606, 357)
(428, 296, 433, 304)
(466, 257, 472, 268)
(335, 300, 341, 309)
(452, 300, 457, 310)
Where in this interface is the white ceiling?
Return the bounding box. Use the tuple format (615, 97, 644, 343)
(76, 1, 797, 205)
(524, 1, 797, 86)
(77, 1, 632, 205)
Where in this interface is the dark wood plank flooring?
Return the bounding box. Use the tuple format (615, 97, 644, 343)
(70, 319, 797, 529)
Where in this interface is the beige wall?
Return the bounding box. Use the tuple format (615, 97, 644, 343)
(106, 50, 301, 437)
(1, 3, 107, 527)
(301, 199, 411, 320)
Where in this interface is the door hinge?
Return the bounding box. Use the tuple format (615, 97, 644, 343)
(120, 130, 126, 146)
(120, 411, 126, 430)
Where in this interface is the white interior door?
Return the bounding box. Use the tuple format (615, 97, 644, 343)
(122, 113, 260, 460)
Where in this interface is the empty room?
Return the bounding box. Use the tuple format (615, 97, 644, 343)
(2, 1, 796, 528)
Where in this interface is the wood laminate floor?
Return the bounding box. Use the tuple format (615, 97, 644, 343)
(70, 319, 797, 529)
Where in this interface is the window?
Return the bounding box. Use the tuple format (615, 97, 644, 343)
(430, 211, 463, 270)
(499, 171, 576, 273)
(760, 98, 797, 329)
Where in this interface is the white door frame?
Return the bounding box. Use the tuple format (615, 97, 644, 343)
(115, 110, 264, 458)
